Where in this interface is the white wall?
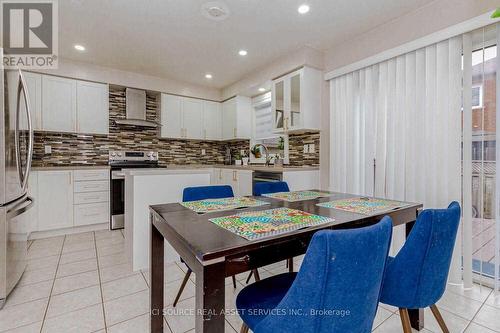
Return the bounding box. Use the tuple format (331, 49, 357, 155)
(33, 58, 222, 101)
(323, 0, 499, 73)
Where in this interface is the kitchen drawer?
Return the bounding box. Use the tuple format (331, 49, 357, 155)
(74, 202, 109, 226)
(74, 169, 109, 181)
(74, 191, 109, 204)
(74, 180, 109, 193)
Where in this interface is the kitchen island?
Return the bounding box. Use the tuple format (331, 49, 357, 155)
(124, 165, 320, 271)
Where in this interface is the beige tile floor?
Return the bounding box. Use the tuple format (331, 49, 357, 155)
(1, 229, 500, 332)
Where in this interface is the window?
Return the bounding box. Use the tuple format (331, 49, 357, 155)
(472, 85, 483, 109)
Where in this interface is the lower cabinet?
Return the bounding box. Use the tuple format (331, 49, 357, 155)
(30, 168, 110, 235)
(212, 168, 253, 197)
(37, 170, 74, 231)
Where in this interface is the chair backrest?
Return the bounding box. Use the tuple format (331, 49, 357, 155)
(253, 181, 290, 196)
(255, 217, 393, 333)
(182, 185, 234, 202)
(380, 201, 461, 308)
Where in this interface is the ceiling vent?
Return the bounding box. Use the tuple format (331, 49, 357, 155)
(201, 1, 230, 21)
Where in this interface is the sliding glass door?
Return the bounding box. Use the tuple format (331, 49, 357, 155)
(463, 24, 499, 291)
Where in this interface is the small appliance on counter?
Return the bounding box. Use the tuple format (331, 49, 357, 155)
(109, 151, 159, 230)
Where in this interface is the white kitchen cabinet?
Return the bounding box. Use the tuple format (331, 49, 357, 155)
(182, 97, 203, 139)
(37, 170, 74, 231)
(42, 75, 77, 132)
(76, 81, 109, 134)
(211, 168, 224, 185)
(160, 94, 183, 138)
(161, 94, 203, 139)
(217, 169, 253, 196)
(283, 170, 320, 191)
(272, 66, 322, 133)
(203, 101, 222, 140)
(222, 96, 252, 140)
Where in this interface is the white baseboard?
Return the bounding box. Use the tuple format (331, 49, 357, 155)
(28, 223, 110, 240)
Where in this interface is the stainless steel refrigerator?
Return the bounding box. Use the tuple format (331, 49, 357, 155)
(0, 55, 35, 308)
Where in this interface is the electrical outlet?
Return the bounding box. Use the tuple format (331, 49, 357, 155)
(44, 145, 52, 154)
(303, 145, 308, 153)
(201, 149, 206, 155)
(240, 149, 245, 156)
(309, 144, 315, 153)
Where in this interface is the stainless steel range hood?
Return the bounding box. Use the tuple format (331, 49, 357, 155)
(114, 88, 160, 128)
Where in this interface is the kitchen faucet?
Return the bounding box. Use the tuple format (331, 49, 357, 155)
(254, 144, 271, 166)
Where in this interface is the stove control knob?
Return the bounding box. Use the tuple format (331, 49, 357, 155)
(117, 152, 123, 157)
(110, 152, 116, 157)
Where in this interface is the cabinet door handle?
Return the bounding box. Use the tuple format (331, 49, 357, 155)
(233, 128, 237, 138)
(204, 129, 207, 139)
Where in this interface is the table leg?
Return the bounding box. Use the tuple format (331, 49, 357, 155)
(195, 261, 226, 333)
(150, 218, 164, 333)
(287, 258, 294, 273)
(406, 218, 425, 331)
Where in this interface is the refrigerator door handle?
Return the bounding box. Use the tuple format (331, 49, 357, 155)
(15, 70, 34, 192)
(6, 196, 34, 219)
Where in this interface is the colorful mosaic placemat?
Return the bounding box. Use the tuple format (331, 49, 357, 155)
(316, 197, 409, 215)
(180, 197, 269, 213)
(209, 207, 335, 240)
(263, 190, 331, 202)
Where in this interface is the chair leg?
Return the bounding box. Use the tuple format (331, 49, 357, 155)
(173, 269, 192, 307)
(430, 304, 450, 333)
(399, 308, 412, 333)
(287, 258, 294, 273)
(240, 323, 249, 333)
(253, 269, 260, 281)
(232, 275, 237, 288)
(245, 271, 253, 284)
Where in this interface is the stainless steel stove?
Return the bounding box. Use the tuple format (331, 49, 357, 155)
(109, 151, 159, 230)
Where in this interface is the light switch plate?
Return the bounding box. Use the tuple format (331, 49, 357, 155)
(309, 144, 315, 153)
(201, 149, 206, 155)
(303, 145, 308, 153)
(44, 145, 52, 154)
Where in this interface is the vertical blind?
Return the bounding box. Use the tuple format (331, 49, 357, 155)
(329, 36, 463, 280)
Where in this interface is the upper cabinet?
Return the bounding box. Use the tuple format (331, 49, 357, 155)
(182, 97, 203, 139)
(42, 75, 77, 132)
(24, 73, 109, 134)
(203, 100, 222, 140)
(161, 94, 251, 141)
(221, 96, 252, 140)
(272, 66, 322, 133)
(76, 81, 109, 134)
(161, 94, 203, 139)
(160, 94, 182, 138)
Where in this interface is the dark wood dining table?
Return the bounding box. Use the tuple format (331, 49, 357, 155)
(149, 192, 424, 333)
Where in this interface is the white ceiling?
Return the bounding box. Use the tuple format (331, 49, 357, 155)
(59, 0, 435, 89)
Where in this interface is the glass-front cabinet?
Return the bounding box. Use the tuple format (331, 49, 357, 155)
(271, 66, 322, 133)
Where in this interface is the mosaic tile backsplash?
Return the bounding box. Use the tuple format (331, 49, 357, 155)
(32, 87, 319, 167)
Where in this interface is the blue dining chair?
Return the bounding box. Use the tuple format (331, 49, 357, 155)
(236, 217, 393, 333)
(174, 185, 236, 307)
(249, 181, 292, 283)
(253, 181, 290, 196)
(379, 201, 461, 333)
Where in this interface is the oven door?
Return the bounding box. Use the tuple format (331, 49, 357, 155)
(110, 170, 125, 230)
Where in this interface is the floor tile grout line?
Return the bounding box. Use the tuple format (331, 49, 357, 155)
(39, 234, 66, 333)
(93, 231, 109, 333)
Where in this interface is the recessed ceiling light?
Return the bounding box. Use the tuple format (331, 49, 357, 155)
(258, 87, 266, 92)
(74, 44, 86, 51)
(298, 4, 310, 14)
(238, 50, 248, 56)
(205, 73, 213, 79)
